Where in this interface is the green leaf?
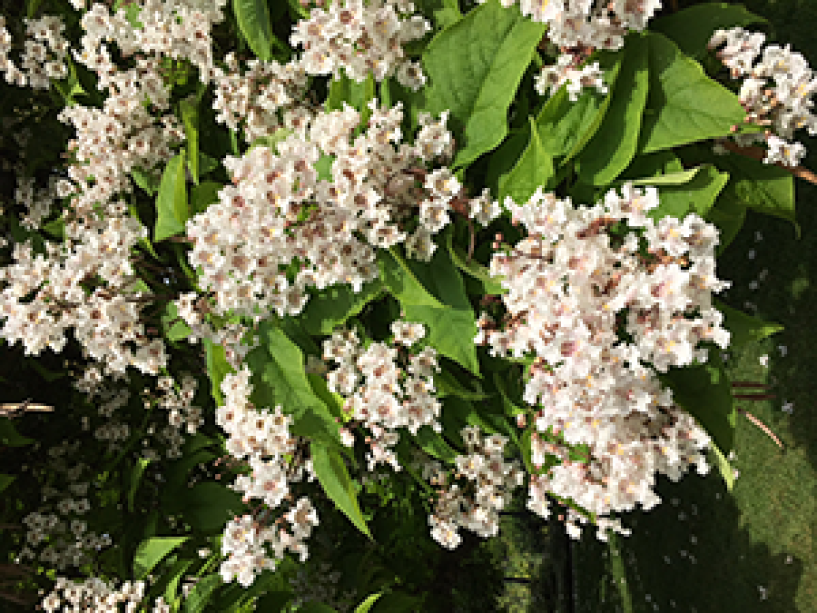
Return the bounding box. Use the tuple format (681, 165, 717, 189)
(308, 373, 345, 421)
(369, 592, 422, 613)
(638, 32, 746, 154)
(326, 71, 376, 127)
(183, 573, 222, 613)
(378, 248, 480, 375)
(180, 482, 244, 534)
(576, 34, 650, 185)
(164, 559, 194, 607)
(115, 0, 144, 28)
(422, 0, 546, 168)
(626, 167, 701, 186)
(647, 164, 729, 221)
(434, 369, 489, 401)
(561, 55, 624, 164)
(246, 324, 341, 446)
(41, 218, 64, 239)
(620, 150, 685, 180)
(445, 229, 505, 295)
(499, 117, 555, 204)
(204, 339, 234, 406)
(133, 536, 189, 580)
(354, 593, 383, 613)
(198, 152, 220, 177)
(315, 154, 334, 181)
(0, 474, 15, 494)
(164, 450, 216, 502)
(712, 152, 797, 230)
(0, 419, 33, 447)
(415, 426, 459, 463)
(714, 299, 783, 351)
(415, 0, 461, 29)
(300, 280, 385, 336)
(233, 0, 275, 61)
(658, 350, 735, 454)
(162, 301, 192, 342)
(132, 167, 161, 196)
(253, 591, 292, 612)
(180, 97, 200, 184)
(190, 181, 221, 215)
(709, 442, 735, 492)
(535, 85, 606, 161)
(704, 185, 747, 255)
(485, 126, 531, 195)
(250, 324, 329, 417)
(154, 152, 189, 242)
(311, 441, 372, 539)
(127, 457, 151, 512)
(650, 2, 769, 60)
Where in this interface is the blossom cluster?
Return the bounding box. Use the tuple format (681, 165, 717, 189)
(290, 0, 430, 89)
(17, 442, 110, 571)
(479, 184, 728, 535)
(186, 101, 490, 319)
(490, 0, 662, 50)
(424, 426, 523, 549)
(77, 0, 228, 83)
(217, 368, 320, 587)
(534, 53, 608, 101)
(322, 322, 442, 471)
(0, 219, 169, 374)
(0, 14, 69, 88)
(41, 576, 171, 613)
(212, 53, 309, 143)
(709, 27, 817, 166)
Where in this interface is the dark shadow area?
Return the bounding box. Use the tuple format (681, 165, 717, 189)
(574, 471, 804, 612)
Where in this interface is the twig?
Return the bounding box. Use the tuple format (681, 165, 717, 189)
(0, 400, 53, 417)
(738, 407, 785, 450)
(732, 394, 776, 401)
(720, 140, 817, 186)
(467, 218, 476, 262)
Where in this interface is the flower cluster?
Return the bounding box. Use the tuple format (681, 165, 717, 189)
(0, 14, 69, 88)
(709, 27, 817, 167)
(212, 53, 309, 143)
(0, 218, 169, 375)
(290, 0, 430, 89)
(479, 184, 728, 536)
(534, 53, 608, 101)
(424, 426, 523, 549)
(40, 576, 171, 613)
(17, 442, 110, 571)
(153, 374, 203, 457)
(186, 101, 482, 319)
(288, 561, 358, 612)
(217, 368, 320, 587)
(15, 175, 59, 231)
(322, 322, 442, 471)
(77, 0, 228, 83)
(491, 0, 662, 50)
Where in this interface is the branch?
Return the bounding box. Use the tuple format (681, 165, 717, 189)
(0, 400, 53, 417)
(738, 408, 785, 451)
(720, 140, 817, 186)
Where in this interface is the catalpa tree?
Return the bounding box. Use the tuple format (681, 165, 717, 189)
(0, 0, 808, 610)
